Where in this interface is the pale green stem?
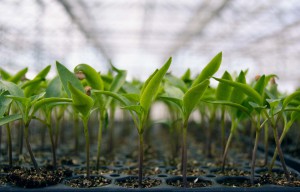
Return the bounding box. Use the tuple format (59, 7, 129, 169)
(24, 123, 38, 170)
(6, 123, 12, 167)
(96, 112, 106, 170)
(47, 113, 57, 169)
(83, 118, 90, 178)
(138, 133, 144, 188)
(221, 120, 236, 172)
(182, 119, 188, 188)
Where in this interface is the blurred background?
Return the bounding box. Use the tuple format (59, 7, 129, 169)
(0, 0, 300, 92)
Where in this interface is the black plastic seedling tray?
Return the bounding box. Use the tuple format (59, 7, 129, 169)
(1, 164, 300, 192)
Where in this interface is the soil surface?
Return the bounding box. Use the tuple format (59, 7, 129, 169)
(6, 166, 72, 188)
(167, 177, 212, 188)
(259, 172, 300, 187)
(166, 168, 206, 176)
(217, 177, 257, 187)
(115, 177, 161, 188)
(210, 168, 251, 176)
(64, 176, 111, 188)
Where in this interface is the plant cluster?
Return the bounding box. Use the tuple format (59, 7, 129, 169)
(0, 53, 300, 188)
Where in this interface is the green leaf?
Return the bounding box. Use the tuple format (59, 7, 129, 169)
(56, 61, 84, 97)
(229, 71, 246, 104)
(213, 76, 263, 105)
(158, 96, 183, 110)
(0, 93, 11, 116)
(0, 81, 24, 97)
(68, 82, 94, 119)
(140, 57, 171, 112)
(92, 90, 130, 106)
(23, 65, 51, 96)
(8, 68, 28, 83)
(253, 75, 265, 95)
(248, 101, 267, 112)
(0, 68, 11, 80)
(121, 105, 143, 115)
(33, 97, 72, 113)
(192, 52, 222, 87)
(74, 64, 104, 90)
(216, 71, 233, 100)
(183, 79, 210, 119)
(0, 114, 22, 126)
(204, 100, 251, 117)
(163, 85, 184, 100)
(122, 93, 140, 103)
(283, 90, 300, 108)
(45, 76, 62, 98)
(165, 74, 187, 93)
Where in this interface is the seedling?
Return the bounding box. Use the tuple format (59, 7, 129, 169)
(94, 58, 171, 187)
(160, 52, 222, 187)
(73, 63, 126, 169)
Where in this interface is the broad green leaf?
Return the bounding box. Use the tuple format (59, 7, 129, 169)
(204, 100, 251, 117)
(0, 114, 22, 126)
(140, 57, 171, 112)
(68, 82, 94, 118)
(248, 101, 267, 112)
(122, 82, 140, 94)
(122, 93, 140, 103)
(74, 64, 104, 90)
(192, 52, 222, 87)
(0, 68, 11, 80)
(183, 79, 210, 119)
(163, 85, 184, 100)
(0, 81, 24, 97)
(23, 65, 51, 96)
(253, 75, 265, 95)
(216, 71, 233, 100)
(158, 96, 183, 110)
(213, 77, 263, 105)
(181, 68, 191, 82)
(121, 105, 143, 115)
(109, 70, 127, 92)
(45, 76, 62, 98)
(283, 90, 300, 108)
(165, 74, 187, 93)
(92, 90, 130, 106)
(33, 97, 72, 113)
(265, 74, 277, 87)
(230, 71, 246, 104)
(9, 68, 28, 83)
(56, 61, 84, 97)
(0, 93, 11, 116)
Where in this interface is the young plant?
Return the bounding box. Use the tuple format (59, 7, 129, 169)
(94, 58, 171, 187)
(56, 62, 94, 178)
(160, 52, 222, 187)
(73, 63, 126, 169)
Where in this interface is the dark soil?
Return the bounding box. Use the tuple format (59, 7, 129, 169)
(74, 167, 114, 175)
(166, 168, 206, 176)
(210, 168, 251, 176)
(6, 166, 72, 188)
(217, 177, 258, 187)
(64, 176, 111, 188)
(0, 174, 7, 185)
(259, 172, 300, 187)
(115, 177, 161, 188)
(119, 167, 161, 176)
(166, 177, 212, 188)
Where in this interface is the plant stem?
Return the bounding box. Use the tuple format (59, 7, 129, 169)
(54, 116, 61, 150)
(96, 112, 106, 170)
(221, 107, 226, 154)
(182, 119, 188, 188)
(138, 133, 144, 188)
(250, 129, 260, 184)
(263, 123, 269, 167)
(271, 126, 290, 180)
(24, 124, 38, 170)
(47, 114, 57, 169)
(221, 120, 236, 172)
(18, 121, 24, 155)
(83, 119, 90, 179)
(74, 115, 79, 153)
(6, 123, 12, 167)
(206, 109, 215, 158)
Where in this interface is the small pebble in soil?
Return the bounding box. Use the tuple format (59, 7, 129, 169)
(65, 176, 111, 188)
(115, 177, 161, 188)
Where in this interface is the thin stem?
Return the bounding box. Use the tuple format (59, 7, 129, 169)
(24, 124, 38, 170)
(83, 119, 90, 179)
(54, 116, 61, 150)
(206, 109, 215, 158)
(221, 108, 226, 154)
(18, 121, 24, 155)
(272, 126, 290, 181)
(108, 106, 115, 159)
(6, 123, 12, 167)
(263, 123, 269, 167)
(47, 114, 57, 169)
(250, 130, 260, 184)
(182, 119, 188, 188)
(221, 120, 236, 172)
(73, 115, 79, 153)
(138, 134, 144, 188)
(96, 113, 105, 170)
